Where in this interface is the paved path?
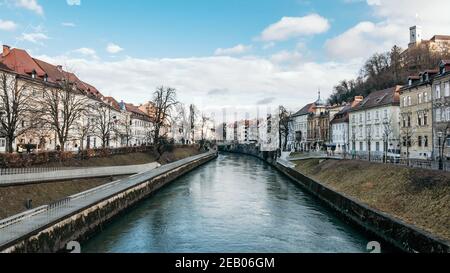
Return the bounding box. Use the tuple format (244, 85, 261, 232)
(0, 162, 161, 186)
(0, 152, 216, 250)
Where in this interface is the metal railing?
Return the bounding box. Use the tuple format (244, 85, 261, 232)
(0, 151, 217, 249)
(288, 152, 450, 171)
(0, 166, 82, 176)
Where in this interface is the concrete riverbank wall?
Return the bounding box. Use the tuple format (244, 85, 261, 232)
(219, 144, 450, 253)
(0, 152, 217, 253)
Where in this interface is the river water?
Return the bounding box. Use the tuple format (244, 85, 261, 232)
(83, 153, 375, 253)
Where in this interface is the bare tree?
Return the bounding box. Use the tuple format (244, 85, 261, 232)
(278, 106, 291, 151)
(91, 102, 116, 148)
(152, 86, 178, 145)
(74, 116, 93, 151)
(351, 126, 356, 159)
(366, 125, 375, 161)
(200, 114, 210, 142)
(189, 104, 199, 143)
(0, 72, 36, 153)
(382, 118, 394, 163)
(401, 126, 416, 166)
(116, 113, 133, 147)
(34, 78, 89, 152)
(172, 103, 190, 144)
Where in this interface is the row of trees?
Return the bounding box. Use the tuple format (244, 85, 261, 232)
(0, 69, 185, 153)
(0, 68, 216, 154)
(329, 44, 450, 105)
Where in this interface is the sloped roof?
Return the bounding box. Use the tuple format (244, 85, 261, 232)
(104, 96, 121, 111)
(292, 103, 314, 117)
(0, 48, 46, 77)
(351, 86, 402, 112)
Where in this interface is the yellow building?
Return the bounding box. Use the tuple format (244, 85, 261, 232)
(400, 71, 435, 159)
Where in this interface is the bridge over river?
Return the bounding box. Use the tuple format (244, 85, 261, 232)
(83, 153, 382, 253)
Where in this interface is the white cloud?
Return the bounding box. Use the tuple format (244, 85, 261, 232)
(19, 32, 49, 44)
(106, 43, 124, 54)
(62, 22, 76, 27)
(325, 21, 402, 60)
(270, 50, 302, 65)
(67, 0, 81, 5)
(214, 44, 252, 56)
(15, 0, 44, 15)
(0, 19, 17, 31)
(260, 14, 330, 42)
(34, 54, 360, 117)
(326, 0, 450, 60)
(73, 48, 98, 59)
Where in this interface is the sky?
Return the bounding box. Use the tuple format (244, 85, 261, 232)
(1, 0, 450, 121)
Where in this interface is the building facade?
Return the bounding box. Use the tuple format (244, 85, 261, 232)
(330, 97, 363, 154)
(0, 45, 155, 153)
(399, 72, 435, 159)
(349, 86, 402, 158)
(432, 60, 450, 160)
(288, 103, 313, 152)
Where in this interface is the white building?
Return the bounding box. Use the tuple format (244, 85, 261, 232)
(258, 112, 280, 152)
(349, 86, 402, 158)
(330, 97, 363, 154)
(288, 103, 313, 152)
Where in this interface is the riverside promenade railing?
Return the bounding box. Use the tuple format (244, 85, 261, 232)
(0, 151, 216, 250)
(0, 163, 160, 186)
(288, 152, 449, 171)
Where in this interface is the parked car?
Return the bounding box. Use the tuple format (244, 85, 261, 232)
(386, 149, 401, 163)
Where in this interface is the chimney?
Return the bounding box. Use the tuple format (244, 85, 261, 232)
(354, 96, 364, 103)
(56, 65, 63, 72)
(2, 45, 11, 57)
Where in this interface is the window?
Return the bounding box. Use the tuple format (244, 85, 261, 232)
(360, 142, 363, 151)
(384, 109, 388, 119)
(436, 108, 441, 122)
(418, 114, 422, 126)
(447, 137, 450, 148)
(436, 84, 441, 99)
(403, 97, 407, 107)
(367, 112, 371, 121)
(418, 136, 422, 147)
(407, 115, 411, 127)
(376, 111, 379, 120)
(408, 96, 412, 106)
(0, 138, 5, 148)
(424, 92, 428, 102)
(376, 142, 380, 152)
(418, 93, 422, 104)
(445, 82, 450, 97)
(424, 112, 428, 126)
(424, 136, 429, 147)
(359, 114, 363, 123)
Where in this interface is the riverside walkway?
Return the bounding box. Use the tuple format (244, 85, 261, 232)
(0, 162, 161, 186)
(0, 151, 216, 250)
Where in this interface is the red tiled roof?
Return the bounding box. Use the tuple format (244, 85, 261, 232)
(1, 48, 46, 77)
(104, 96, 121, 111)
(33, 57, 104, 99)
(125, 103, 149, 117)
(292, 103, 314, 117)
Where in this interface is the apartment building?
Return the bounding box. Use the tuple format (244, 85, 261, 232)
(349, 86, 402, 158)
(399, 71, 435, 159)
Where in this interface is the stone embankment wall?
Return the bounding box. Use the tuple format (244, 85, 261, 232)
(219, 144, 450, 253)
(2, 153, 217, 253)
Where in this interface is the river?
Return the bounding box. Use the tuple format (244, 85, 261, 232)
(83, 153, 375, 253)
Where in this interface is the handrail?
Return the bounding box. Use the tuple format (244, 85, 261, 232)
(0, 152, 215, 233)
